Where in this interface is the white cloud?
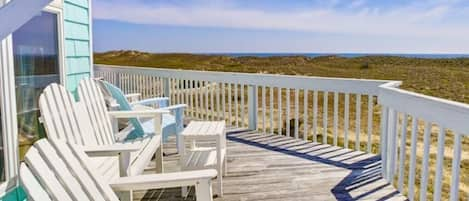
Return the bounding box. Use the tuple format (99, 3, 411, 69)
(349, 0, 366, 9)
(92, 0, 469, 40)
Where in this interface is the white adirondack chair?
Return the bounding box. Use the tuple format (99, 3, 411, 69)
(38, 83, 164, 183)
(20, 139, 216, 201)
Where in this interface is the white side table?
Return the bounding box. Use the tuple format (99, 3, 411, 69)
(180, 121, 227, 197)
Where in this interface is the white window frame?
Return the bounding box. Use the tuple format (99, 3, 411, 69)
(0, 0, 64, 197)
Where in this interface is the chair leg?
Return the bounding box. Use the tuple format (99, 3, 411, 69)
(176, 132, 183, 154)
(223, 157, 228, 176)
(217, 172, 223, 197)
(181, 186, 188, 198)
(155, 146, 163, 173)
(195, 180, 213, 201)
(116, 190, 133, 201)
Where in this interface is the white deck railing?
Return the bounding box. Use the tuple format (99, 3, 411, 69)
(95, 64, 468, 201)
(379, 84, 469, 201)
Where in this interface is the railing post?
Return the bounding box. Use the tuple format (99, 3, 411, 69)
(380, 106, 389, 179)
(163, 77, 171, 97)
(248, 85, 258, 130)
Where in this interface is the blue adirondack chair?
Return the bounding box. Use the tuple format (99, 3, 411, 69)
(100, 81, 186, 151)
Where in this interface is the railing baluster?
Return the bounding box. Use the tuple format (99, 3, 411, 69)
(344, 93, 350, 149)
(176, 78, 179, 106)
(323, 91, 328, 144)
(419, 122, 432, 201)
(333, 92, 339, 146)
(241, 84, 245, 127)
(179, 79, 183, 105)
(355, 94, 361, 150)
(189, 80, 195, 118)
(386, 110, 398, 182)
(380, 107, 389, 177)
(172, 78, 176, 105)
(205, 81, 209, 120)
(128, 74, 132, 95)
(270, 87, 274, 135)
(221, 83, 226, 121)
(168, 78, 172, 104)
(449, 133, 462, 201)
(143, 75, 147, 99)
(228, 83, 232, 126)
(130, 74, 134, 93)
(160, 77, 164, 97)
(286, 88, 291, 137)
(433, 126, 446, 201)
(195, 81, 200, 119)
(184, 80, 189, 115)
(150, 76, 154, 97)
(398, 113, 408, 192)
(262, 86, 266, 133)
(211, 82, 215, 120)
(408, 117, 418, 201)
(235, 84, 239, 127)
(216, 82, 220, 120)
(303, 90, 308, 141)
(294, 88, 299, 139)
(312, 91, 318, 142)
(367, 95, 373, 153)
(278, 88, 282, 135)
(148, 76, 152, 98)
(154, 76, 158, 97)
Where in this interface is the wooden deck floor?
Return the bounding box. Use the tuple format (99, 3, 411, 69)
(134, 128, 407, 201)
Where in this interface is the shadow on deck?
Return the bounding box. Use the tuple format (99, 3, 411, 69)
(134, 129, 407, 201)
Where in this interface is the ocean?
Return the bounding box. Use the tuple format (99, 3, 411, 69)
(205, 53, 469, 59)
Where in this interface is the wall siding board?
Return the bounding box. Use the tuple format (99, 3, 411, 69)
(65, 0, 88, 8)
(64, 0, 91, 95)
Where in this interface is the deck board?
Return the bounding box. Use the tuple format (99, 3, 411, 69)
(134, 128, 406, 201)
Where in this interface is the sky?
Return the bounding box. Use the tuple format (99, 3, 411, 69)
(92, 0, 469, 54)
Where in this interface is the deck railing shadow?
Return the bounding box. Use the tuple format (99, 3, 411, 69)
(227, 130, 401, 201)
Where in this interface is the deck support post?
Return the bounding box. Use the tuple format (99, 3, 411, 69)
(163, 77, 171, 97)
(248, 85, 258, 130)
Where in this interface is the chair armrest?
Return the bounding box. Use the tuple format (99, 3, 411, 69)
(131, 97, 170, 107)
(109, 102, 120, 111)
(162, 104, 186, 134)
(82, 144, 141, 157)
(160, 104, 187, 111)
(125, 93, 141, 102)
(109, 169, 217, 191)
(108, 109, 169, 119)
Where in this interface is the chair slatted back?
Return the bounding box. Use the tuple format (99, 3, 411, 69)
(39, 84, 98, 146)
(19, 139, 119, 201)
(101, 80, 146, 140)
(78, 79, 116, 145)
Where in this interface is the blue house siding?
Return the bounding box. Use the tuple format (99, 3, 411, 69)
(64, 0, 92, 95)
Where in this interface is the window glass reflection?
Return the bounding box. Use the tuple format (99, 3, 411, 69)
(13, 11, 60, 158)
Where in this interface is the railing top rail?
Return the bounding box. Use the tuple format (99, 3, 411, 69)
(379, 85, 469, 135)
(95, 64, 400, 95)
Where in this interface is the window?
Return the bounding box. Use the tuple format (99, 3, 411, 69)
(12, 11, 60, 158)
